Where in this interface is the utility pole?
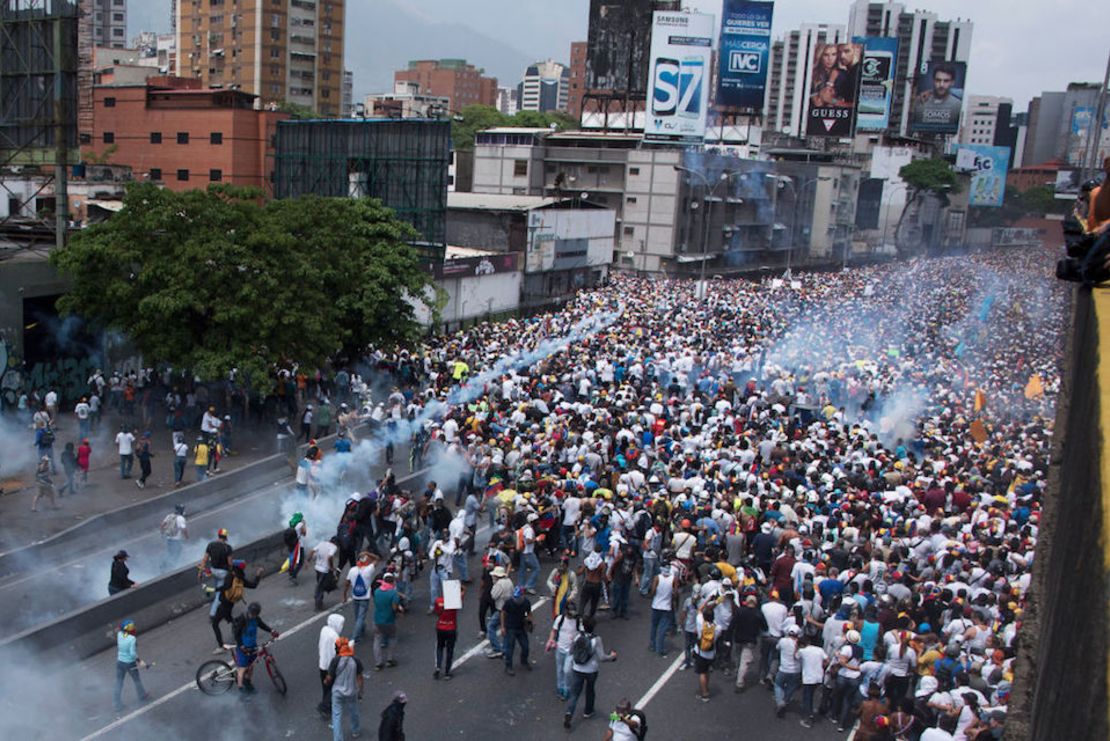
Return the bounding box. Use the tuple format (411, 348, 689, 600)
(1080, 48, 1110, 184)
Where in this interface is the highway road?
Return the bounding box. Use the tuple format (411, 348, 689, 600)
(1, 537, 843, 741)
(0, 438, 416, 633)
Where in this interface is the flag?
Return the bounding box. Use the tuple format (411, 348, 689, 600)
(974, 389, 986, 413)
(978, 295, 995, 322)
(969, 420, 988, 444)
(1024, 375, 1044, 400)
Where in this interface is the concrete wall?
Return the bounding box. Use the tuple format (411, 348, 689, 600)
(1006, 286, 1107, 740)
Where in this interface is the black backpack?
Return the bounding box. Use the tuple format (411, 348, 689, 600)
(572, 631, 595, 664)
(282, 527, 298, 549)
(627, 709, 648, 740)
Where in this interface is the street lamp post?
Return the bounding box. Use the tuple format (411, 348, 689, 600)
(674, 165, 740, 299)
(881, 183, 909, 254)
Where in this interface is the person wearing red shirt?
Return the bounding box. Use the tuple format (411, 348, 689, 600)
(770, 545, 797, 603)
(433, 587, 463, 680)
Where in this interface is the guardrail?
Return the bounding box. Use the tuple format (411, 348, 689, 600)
(0, 457, 421, 665)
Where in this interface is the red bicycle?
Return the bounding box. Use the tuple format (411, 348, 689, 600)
(196, 639, 287, 696)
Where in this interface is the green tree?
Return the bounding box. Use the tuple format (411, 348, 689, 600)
(278, 101, 316, 120)
(450, 105, 579, 150)
(50, 183, 434, 383)
(967, 184, 1070, 228)
(893, 158, 961, 253)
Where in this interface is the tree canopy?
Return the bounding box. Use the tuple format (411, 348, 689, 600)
(50, 183, 434, 383)
(899, 158, 962, 195)
(968, 184, 1070, 227)
(451, 105, 578, 150)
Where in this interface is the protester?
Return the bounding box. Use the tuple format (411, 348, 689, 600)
(325, 637, 363, 741)
(317, 613, 346, 718)
(113, 619, 150, 713)
(563, 614, 618, 729)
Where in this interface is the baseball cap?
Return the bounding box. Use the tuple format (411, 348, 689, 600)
(217, 528, 229, 538)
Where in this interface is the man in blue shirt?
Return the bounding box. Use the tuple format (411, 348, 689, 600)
(233, 602, 278, 697)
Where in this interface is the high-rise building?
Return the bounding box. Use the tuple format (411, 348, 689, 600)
(847, 1, 973, 137)
(960, 96, 1012, 146)
(176, 0, 346, 116)
(765, 24, 849, 136)
(496, 87, 519, 116)
(87, 0, 127, 49)
(517, 60, 569, 113)
(394, 59, 498, 112)
(567, 41, 587, 121)
(1022, 83, 1109, 168)
(342, 70, 353, 117)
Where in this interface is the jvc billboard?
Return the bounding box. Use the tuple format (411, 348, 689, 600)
(645, 11, 715, 145)
(854, 37, 898, 131)
(717, 0, 774, 110)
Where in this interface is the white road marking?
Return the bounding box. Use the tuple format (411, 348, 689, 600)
(80, 599, 344, 740)
(634, 653, 686, 709)
(451, 597, 549, 668)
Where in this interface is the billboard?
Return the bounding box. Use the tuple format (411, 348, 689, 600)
(909, 61, 966, 135)
(805, 41, 864, 138)
(585, 0, 680, 96)
(956, 145, 1010, 208)
(645, 11, 715, 144)
(854, 37, 898, 131)
(717, 0, 774, 110)
(1067, 106, 1110, 166)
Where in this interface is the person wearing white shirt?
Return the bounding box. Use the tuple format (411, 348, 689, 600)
(115, 427, 135, 479)
(773, 626, 803, 716)
(520, 513, 540, 593)
(797, 636, 828, 726)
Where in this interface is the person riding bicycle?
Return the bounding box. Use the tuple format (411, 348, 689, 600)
(232, 602, 278, 697)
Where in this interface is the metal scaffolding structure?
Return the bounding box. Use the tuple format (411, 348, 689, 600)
(0, 0, 79, 252)
(272, 119, 451, 262)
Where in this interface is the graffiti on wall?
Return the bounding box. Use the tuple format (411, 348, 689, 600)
(0, 339, 101, 408)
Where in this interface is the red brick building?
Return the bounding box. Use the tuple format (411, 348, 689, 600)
(90, 77, 287, 192)
(394, 59, 498, 112)
(566, 41, 587, 122)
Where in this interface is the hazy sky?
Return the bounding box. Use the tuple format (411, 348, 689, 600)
(131, 0, 1109, 111)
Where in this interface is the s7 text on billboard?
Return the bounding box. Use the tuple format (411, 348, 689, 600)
(854, 36, 898, 131)
(717, 0, 774, 110)
(645, 11, 715, 145)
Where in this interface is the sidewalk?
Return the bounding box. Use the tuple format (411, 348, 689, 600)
(0, 411, 282, 553)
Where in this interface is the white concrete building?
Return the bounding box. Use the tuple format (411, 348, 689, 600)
(765, 23, 849, 137)
(517, 60, 569, 113)
(960, 95, 1012, 146)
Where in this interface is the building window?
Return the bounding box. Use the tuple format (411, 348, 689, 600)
(513, 159, 528, 176)
(177, 169, 189, 181)
(150, 131, 162, 144)
(270, 47, 280, 58)
(79, 132, 91, 145)
(102, 132, 114, 143)
(629, 167, 640, 175)
(626, 196, 637, 204)
(210, 132, 223, 144)
(209, 169, 223, 182)
(177, 132, 189, 144)
(149, 167, 162, 181)
(270, 29, 281, 41)
(103, 96, 116, 107)
(623, 226, 634, 235)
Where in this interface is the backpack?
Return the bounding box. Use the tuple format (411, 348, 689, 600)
(223, 576, 245, 604)
(160, 513, 180, 538)
(41, 428, 55, 446)
(515, 527, 526, 552)
(627, 709, 649, 740)
(352, 570, 369, 599)
(282, 527, 298, 549)
(572, 631, 595, 665)
(699, 621, 716, 652)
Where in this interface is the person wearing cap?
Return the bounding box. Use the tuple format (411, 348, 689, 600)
(378, 690, 407, 741)
(171, 432, 188, 488)
(159, 504, 189, 569)
(324, 637, 364, 741)
(433, 584, 464, 679)
(113, 619, 150, 712)
(371, 572, 404, 670)
(115, 425, 135, 479)
(519, 512, 541, 594)
(604, 698, 644, 741)
(773, 624, 803, 717)
(199, 527, 233, 598)
(500, 585, 534, 675)
(108, 550, 136, 595)
(832, 629, 865, 732)
(486, 565, 513, 659)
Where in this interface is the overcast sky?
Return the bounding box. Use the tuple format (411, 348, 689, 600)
(131, 0, 1109, 111)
